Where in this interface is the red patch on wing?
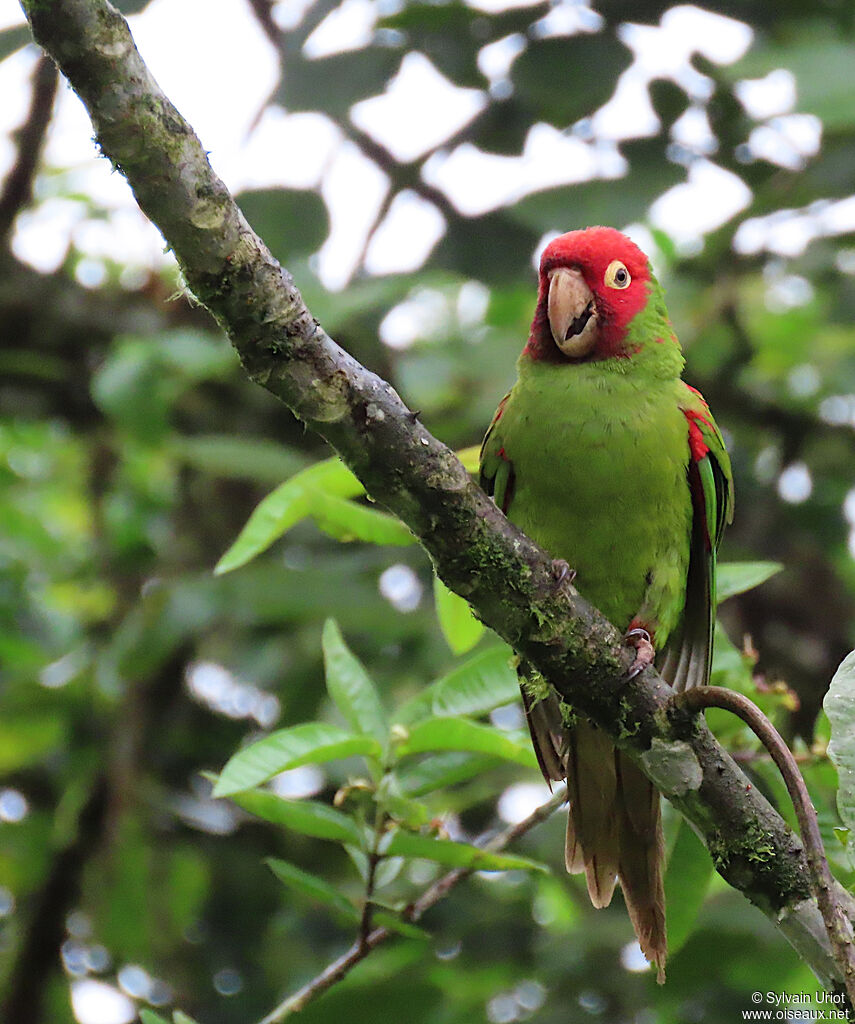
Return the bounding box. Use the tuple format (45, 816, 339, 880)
(524, 227, 652, 362)
(684, 410, 709, 462)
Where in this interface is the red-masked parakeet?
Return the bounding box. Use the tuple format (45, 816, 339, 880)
(480, 227, 733, 981)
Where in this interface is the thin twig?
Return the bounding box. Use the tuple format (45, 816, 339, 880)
(257, 787, 567, 1023)
(0, 54, 57, 247)
(358, 805, 387, 949)
(671, 687, 855, 1006)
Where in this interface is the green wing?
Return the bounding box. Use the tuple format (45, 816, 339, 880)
(479, 392, 516, 515)
(661, 385, 734, 692)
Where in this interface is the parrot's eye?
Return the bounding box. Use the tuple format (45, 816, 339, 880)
(605, 260, 631, 289)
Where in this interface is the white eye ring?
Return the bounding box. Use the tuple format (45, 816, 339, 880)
(605, 260, 631, 289)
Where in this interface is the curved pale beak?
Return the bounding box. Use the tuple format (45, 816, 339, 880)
(548, 267, 598, 358)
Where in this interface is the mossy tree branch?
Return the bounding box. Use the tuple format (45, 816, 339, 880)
(19, 0, 855, 994)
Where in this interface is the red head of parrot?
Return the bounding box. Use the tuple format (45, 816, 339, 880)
(525, 226, 655, 362)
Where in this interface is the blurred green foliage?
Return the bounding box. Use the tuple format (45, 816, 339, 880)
(2, 1, 855, 1022)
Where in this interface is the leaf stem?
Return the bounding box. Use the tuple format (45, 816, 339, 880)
(670, 686, 855, 1007)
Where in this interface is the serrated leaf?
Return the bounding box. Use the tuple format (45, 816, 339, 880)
(716, 562, 783, 604)
(663, 819, 714, 953)
(433, 577, 485, 655)
(228, 789, 363, 845)
(384, 831, 547, 873)
(395, 646, 519, 726)
(215, 458, 363, 574)
(311, 490, 415, 546)
(323, 619, 389, 745)
(214, 723, 381, 797)
(267, 857, 360, 922)
(824, 651, 855, 832)
(396, 718, 537, 769)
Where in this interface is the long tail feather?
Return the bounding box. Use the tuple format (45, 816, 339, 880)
(565, 722, 619, 908)
(616, 751, 667, 982)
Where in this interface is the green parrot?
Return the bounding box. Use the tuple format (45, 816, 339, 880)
(479, 227, 733, 981)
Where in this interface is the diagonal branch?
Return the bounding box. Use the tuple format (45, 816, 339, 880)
(19, 0, 855, 994)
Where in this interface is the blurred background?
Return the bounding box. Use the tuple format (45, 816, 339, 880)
(1, 0, 855, 1021)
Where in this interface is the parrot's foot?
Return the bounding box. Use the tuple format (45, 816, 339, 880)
(551, 559, 576, 590)
(624, 626, 655, 680)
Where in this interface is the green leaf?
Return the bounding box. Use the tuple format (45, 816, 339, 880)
(824, 651, 855, 832)
(238, 188, 329, 263)
(396, 752, 499, 797)
(214, 723, 381, 797)
(716, 562, 783, 604)
(395, 646, 519, 726)
(214, 458, 363, 574)
(173, 1014, 202, 1024)
(433, 577, 485, 655)
(228, 789, 363, 845)
(267, 857, 360, 923)
(171, 434, 304, 484)
(323, 619, 389, 744)
(140, 1013, 170, 1024)
(663, 819, 714, 953)
(396, 718, 537, 769)
(311, 490, 414, 546)
(376, 774, 430, 827)
(373, 911, 430, 941)
(383, 831, 547, 873)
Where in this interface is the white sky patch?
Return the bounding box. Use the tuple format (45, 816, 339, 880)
(650, 160, 751, 247)
(731, 192, 855, 257)
(272, 0, 316, 32)
(477, 33, 526, 85)
(0, 0, 23, 29)
(380, 287, 451, 348)
(531, 1, 603, 38)
(365, 189, 445, 275)
(671, 105, 717, 155)
(379, 563, 423, 612)
(735, 69, 797, 120)
(497, 781, 554, 824)
(424, 125, 599, 216)
(304, 0, 377, 58)
(12, 198, 83, 272)
(128, 0, 278, 187)
(317, 140, 389, 289)
(234, 109, 341, 191)
(351, 52, 487, 163)
(621, 941, 651, 973)
(71, 979, 136, 1024)
(844, 488, 855, 527)
(777, 462, 813, 504)
(748, 114, 822, 170)
(465, 0, 543, 14)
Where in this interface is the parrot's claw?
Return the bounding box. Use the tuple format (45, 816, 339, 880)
(551, 559, 577, 591)
(624, 626, 655, 680)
